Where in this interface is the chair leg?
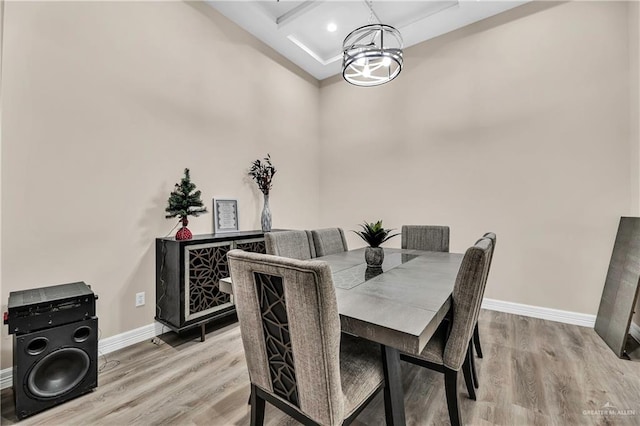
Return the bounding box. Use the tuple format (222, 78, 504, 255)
(469, 341, 479, 389)
(380, 381, 392, 426)
(250, 384, 265, 426)
(463, 347, 477, 400)
(471, 353, 479, 390)
(444, 368, 462, 426)
(473, 322, 483, 359)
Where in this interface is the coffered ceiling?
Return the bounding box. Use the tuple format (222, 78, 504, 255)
(207, 0, 530, 80)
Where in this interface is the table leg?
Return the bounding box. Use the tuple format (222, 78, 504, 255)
(200, 323, 206, 342)
(381, 345, 406, 426)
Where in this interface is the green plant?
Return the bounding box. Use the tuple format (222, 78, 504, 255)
(165, 168, 207, 220)
(353, 220, 399, 248)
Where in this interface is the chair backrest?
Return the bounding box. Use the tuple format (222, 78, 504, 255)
(228, 250, 344, 425)
(470, 232, 497, 329)
(482, 232, 497, 275)
(401, 225, 450, 252)
(443, 237, 493, 371)
(265, 230, 316, 260)
(473, 232, 497, 302)
(311, 228, 348, 257)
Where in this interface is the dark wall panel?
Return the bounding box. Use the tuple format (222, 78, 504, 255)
(595, 217, 640, 357)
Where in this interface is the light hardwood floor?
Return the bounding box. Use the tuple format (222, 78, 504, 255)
(2, 311, 640, 425)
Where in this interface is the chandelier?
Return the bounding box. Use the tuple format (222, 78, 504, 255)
(342, 2, 403, 87)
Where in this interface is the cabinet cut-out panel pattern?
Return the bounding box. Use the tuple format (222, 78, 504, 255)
(155, 231, 267, 334)
(187, 245, 231, 318)
(236, 240, 266, 254)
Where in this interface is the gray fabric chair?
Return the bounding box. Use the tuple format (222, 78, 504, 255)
(228, 250, 388, 426)
(311, 228, 348, 257)
(473, 232, 497, 360)
(449, 232, 497, 393)
(264, 230, 316, 260)
(401, 225, 450, 252)
(400, 237, 493, 426)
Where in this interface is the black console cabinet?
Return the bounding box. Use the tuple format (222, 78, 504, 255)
(155, 231, 266, 339)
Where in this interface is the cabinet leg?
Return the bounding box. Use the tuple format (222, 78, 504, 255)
(200, 323, 206, 342)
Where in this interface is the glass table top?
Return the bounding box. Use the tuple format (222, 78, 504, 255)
(332, 253, 421, 289)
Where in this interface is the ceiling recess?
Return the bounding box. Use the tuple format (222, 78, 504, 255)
(207, 0, 529, 80)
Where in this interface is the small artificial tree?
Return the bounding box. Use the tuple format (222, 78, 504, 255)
(165, 168, 207, 240)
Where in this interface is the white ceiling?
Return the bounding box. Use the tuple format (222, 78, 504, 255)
(207, 0, 530, 80)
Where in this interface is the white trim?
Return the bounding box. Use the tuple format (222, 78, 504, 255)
(1, 321, 165, 390)
(630, 321, 640, 344)
(98, 322, 165, 355)
(481, 298, 596, 328)
(1, 367, 12, 390)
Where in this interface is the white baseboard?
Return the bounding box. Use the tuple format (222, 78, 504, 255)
(1, 367, 12, 390)
(630, 321, 640, 344)
(98, 322, 165, 355)
(1, 321, 165, 390)
(481, 298, 597, 327)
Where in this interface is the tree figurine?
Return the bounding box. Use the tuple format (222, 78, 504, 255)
(165, 168, 207, 240)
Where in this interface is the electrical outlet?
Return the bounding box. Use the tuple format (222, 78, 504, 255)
(135, 292, 145, 307)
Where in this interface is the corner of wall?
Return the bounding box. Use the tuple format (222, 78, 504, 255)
(631, 1, 640, 214)
(0, 0, 5, 364)
(630, 1, 640, 331)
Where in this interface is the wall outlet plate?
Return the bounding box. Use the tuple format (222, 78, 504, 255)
(135, 292, 145, 307)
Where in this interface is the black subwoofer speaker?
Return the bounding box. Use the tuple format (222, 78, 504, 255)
(13, 317, 98, 419)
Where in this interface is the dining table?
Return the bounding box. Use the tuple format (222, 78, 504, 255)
(220, 247, 463, 426)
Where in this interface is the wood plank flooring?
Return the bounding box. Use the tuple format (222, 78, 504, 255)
(2, 310, 640, 425)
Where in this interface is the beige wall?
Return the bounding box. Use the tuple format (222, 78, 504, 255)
(0, 1, 320, 368)
(319, 1, 632, 315)
(1, 0, 639, 370)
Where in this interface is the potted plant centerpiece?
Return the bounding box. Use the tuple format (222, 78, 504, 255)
(353, 220, 399, 268)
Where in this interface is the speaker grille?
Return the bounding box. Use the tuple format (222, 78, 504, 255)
(13, 317, 98, 419)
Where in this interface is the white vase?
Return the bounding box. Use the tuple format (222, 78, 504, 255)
(261, 193, 272, 232)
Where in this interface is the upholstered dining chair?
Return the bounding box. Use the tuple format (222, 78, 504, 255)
(465, 232, 497, 391)
(473, 232, 496, 359)
(228, 250, 389, 426)
(401, 225, 450, 252)
(264, 230, 316, 260)
(311, 228, 348, 257)
(400, 237, 493, 426)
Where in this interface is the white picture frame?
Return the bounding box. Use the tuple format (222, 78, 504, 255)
(213, 199, 239, 233)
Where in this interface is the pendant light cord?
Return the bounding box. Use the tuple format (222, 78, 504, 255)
(365, 0, 381, 25)
(365, 0, 383, 46)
